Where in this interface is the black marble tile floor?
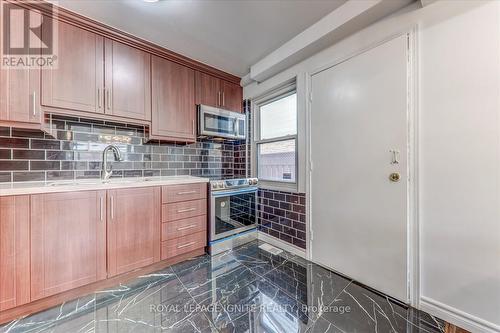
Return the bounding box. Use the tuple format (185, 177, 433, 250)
(0, 241, 447, 333)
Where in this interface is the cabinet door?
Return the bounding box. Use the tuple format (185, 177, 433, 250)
(221, 80, 243, 113)
(31, 191, 107, 300)
(41, 19, 104, 114)
(0, 196, 30, 311)
(104, 39, 151, 121)
(151, 56, 195, 141)
(107, 187, 160, 277)
(0, 6, 41, 125)
(195, 71, 220, 108)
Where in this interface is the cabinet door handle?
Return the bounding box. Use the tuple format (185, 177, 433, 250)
(177, 241, 196, 249)
(99, 196, 104, 222)
(97, 88, 101, 108)
(217, 91, 221, 106)
(177, 224, 197, 231)
(222, 91, 225, 106)
(106, 89, 111, 110)
(177, 207, 196, 213)
(177, 190, 197, 195)
(32, 91, 36, 116)
(110, 196, 114, 220)
(192, 119, 195, 135)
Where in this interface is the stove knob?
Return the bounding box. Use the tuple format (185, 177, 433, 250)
(212, 183, 218, 189)
(218, 182, 225, 189)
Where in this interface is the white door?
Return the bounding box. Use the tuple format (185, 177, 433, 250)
(310, 35, 409, 302)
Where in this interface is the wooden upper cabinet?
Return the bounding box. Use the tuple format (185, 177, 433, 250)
(41, 19, 104, 114)
(195, 71, 220, 108)
(0, 6, 42, 126)
(107, 187, 160, 277)
(30, 191, 107, 300)
(195, 71, 242, 112)
(0, 196, 31, 311)
(151, 56, 195, 141)
(221, 80, 243, 113)
(104, 39, 151, 121)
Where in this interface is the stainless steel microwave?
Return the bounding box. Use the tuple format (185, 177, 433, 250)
(197, 104, 246, 140)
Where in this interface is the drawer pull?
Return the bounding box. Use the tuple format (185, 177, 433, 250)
(177, 224, 197, 231)
(177, 190, 197, 195)
(177, 207, 196, 213)
(178, 241, 197, 249)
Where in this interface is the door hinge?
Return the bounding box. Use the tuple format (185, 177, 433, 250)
(310, 229, 313, 241)
(309, 91, 313, 103)
(309, 160, 313, 171)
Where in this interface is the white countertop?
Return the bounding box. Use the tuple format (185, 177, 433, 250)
(0, 176, 209, 196)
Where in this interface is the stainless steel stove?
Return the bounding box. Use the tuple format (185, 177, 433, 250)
(208, 178, 258, 255)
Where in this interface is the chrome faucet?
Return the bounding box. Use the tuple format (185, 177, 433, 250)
(101, 145, 123, 181)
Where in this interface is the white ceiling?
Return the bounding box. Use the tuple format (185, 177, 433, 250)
(52, 0, 347, 77)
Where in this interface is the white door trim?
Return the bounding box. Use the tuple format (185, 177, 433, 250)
(305, 27, 420, 307)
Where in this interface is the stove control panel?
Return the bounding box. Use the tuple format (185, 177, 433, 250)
(210, 178, 258, 191)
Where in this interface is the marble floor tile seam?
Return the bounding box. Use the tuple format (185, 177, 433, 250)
(232, 250, 291, 280)
(318, 282, 444, 333)
(171, 268, 223, 333)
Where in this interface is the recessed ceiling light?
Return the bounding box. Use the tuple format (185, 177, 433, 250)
(143, 0, 159, 3)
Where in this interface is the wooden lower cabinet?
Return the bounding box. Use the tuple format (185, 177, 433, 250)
(161, 231, 206, 260)
(0, 183, 207, 318)
(107, 187, 161, 277)
(30, 191, 107, 301)
(0, 196, 30, 311)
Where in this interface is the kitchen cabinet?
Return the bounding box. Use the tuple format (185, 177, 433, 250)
(0, 6, 42, 127)
(3, 2, 240, 132)
(160, 183, 207, 260)
(30, 191, 107, 300)
(41, 19, 105, 114)
(107, 187, 160, 277)
(195, 71, 242, 113)
(41, 23, 151, 121)
(195, 71, 220, 109)
(220, 80, 243, 113)
(0, 196, 30, 311)
(104, 39, 151, 121)
(0, 181, 207, 322)
(151, 56, 195, 141)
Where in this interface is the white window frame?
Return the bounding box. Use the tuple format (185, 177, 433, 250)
(252, 81, 299, 191)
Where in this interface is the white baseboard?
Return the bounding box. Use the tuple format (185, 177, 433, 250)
(420, 296, 500, 333)
(257, 231, 307, 258)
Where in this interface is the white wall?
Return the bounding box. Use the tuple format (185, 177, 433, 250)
(244, 1, 500, 332)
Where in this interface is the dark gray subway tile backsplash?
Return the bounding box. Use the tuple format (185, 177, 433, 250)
(0, 114, 237, 182)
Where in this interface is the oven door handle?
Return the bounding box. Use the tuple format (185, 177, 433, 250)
(211, 187, 258, 197)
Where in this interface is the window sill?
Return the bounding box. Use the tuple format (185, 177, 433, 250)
(257, 181, 301, 194)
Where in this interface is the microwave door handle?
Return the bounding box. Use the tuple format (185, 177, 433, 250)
(233, 118, 238, 137)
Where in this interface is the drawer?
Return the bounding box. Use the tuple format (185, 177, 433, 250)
(161, 231, 206, 260)
(162, 199, 207, 222)
(162, 183, 207, 203)
(161, 215, 207, 241)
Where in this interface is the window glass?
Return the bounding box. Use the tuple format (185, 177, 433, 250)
(257, 139, 296, 182)
(259, 93, 297, 140)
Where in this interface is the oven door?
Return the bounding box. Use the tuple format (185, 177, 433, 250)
(210, 187, 257, 241)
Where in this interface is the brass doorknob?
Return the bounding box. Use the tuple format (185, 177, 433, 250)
(389, 172, 400, 182)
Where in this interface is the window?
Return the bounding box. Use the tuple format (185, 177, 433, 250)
(255, 90, 297, 185)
